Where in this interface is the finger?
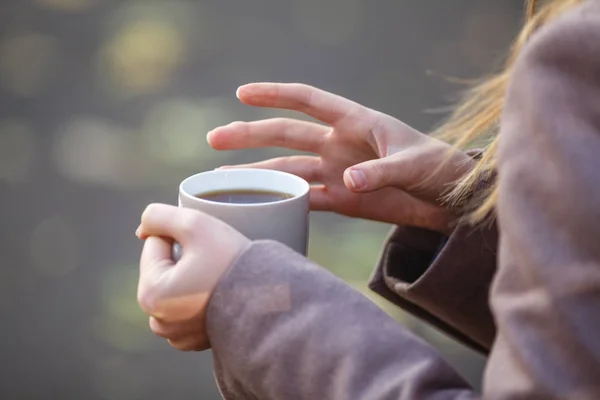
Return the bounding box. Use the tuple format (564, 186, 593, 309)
(308, 185, 331, 211)
(139, 204, 215, 247)
(344, 153, 442, 200)
(135, 224, 147, 240)
(140, 236, 174, 275)
(344, 156, 411, 193)
(138, 236, 174, 315)
(208, 118, 328, 153)
(149, 317, 202, 340)
(221, 156, 322, 183)
(168, 336, 209, 352)
(236, 83, 370, 126)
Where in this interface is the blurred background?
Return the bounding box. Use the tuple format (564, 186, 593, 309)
(1, 0, 523, 398)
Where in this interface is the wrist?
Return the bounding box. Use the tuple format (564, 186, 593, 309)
(211, 234, 252, 292)
(408, 206, 457, 236)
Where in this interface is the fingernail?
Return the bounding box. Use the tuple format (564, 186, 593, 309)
(206, 131, 214, 143)
(135, 226, 141, 238)
(347, 169, 366, 190)
(235, 86, 242, 99)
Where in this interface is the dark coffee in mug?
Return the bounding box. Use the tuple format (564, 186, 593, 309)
(195, 189, 294, 204)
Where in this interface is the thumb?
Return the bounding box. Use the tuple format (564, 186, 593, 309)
(140, 236, 174, 282)
(138, 236, 175, 317)
(139, 203, 212, 247)
(344, 154, 413, 193)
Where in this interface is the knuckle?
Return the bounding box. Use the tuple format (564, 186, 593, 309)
(313, 157, 324, 181)
(178, 212, 204, 241)
(291, 82, 311, 92)
(364, 112, 388, 155)
(169, 338, 196, 352)
(266, 156, 286, 170)
(141, 203, 161, 225)
(137, 286, 162, 316)
(313, 128, 331, 151)
(404, 154, 431, 196)
(291, 83, 314, 109)
(149, 318, 167, 337)
(373, 161, 391, 185)
(272, 117, 287, 124)
(368, 111, 386, 133)
(229, 120, 247, 133)
(402, 163, 423, 193)
(137, 270, 171, 316)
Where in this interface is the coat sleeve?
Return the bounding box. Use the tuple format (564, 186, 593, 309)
(207, 240, 478, 400)
(205, 3, 600, 399)
(368, 221, 497, 355)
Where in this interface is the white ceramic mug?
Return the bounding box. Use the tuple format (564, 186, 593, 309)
(177, 168, 310, 256)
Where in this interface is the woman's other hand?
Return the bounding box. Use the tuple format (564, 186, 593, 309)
(135, 204, 250, 351)
(208, 83, 473, 234)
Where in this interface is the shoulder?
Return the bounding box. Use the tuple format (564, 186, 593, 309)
(497, 1, 600, 216)
(514, 1, 600, 74)
(499, 1, 600, 164)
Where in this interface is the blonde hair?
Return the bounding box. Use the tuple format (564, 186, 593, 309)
(436, 0, 583, 222)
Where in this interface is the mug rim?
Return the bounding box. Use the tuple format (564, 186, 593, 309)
(179, 168, 310, 208)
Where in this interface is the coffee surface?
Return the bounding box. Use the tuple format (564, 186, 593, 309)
(195, 189, 293, 204)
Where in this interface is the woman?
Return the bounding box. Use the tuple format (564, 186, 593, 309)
(136, 0, 600, 398)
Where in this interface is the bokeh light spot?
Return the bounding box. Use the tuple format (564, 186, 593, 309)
(101, 266, 147, 328)
(91, 315, 155, 354)
(0, 120, 36, 183)
(92, 266, 155, 354)
(96, 19, 185, 95)
(0, 32, 59, 97)
(292, 0, 364, 46)
(30, 216, 80, 276)
(52, 116, 130, 186)
(141, 97, 234, 167)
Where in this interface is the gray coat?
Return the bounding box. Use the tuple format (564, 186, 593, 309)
(206, 2, 600, 398)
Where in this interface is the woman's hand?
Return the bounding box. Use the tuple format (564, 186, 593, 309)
(208, 83, 473, 234)
(136, 204, 250, 351)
